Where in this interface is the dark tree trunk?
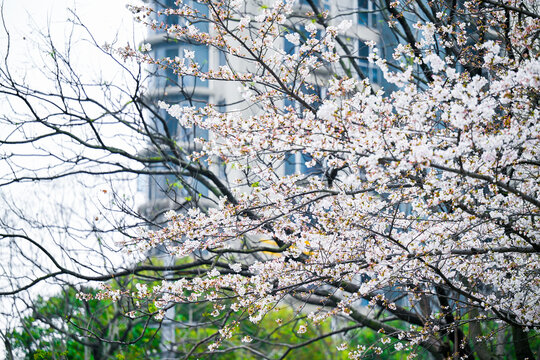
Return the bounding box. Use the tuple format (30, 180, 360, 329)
(512, 325, 534, 360)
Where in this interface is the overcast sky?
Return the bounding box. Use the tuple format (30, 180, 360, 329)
(2, 0, 144, 44)
(1, 0, 145, 80)
(0, 0, 146, 352)
(0, 2, 147, 343)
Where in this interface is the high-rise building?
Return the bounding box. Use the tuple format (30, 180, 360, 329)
(138, 0, 392, 355)
(139, 0, 389, 204)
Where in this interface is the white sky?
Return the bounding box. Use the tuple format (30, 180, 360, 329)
(0, 1, 148, 350)
(1, 0, 145, 80)
(0, 0, 147, 220)
(0, 0, 149, 248)
(2, 0, 144, 45)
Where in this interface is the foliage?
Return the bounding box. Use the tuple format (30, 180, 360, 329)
(6, 282, 374, 360)
(6, 286, 161, 360)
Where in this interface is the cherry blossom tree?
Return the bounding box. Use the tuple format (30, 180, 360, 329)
(94, 0, 539, 358)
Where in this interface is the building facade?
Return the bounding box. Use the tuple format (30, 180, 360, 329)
(139, 0, 390, 204)
(138, 0, 392, 356)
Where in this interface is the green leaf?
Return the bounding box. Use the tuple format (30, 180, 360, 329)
(170, 181, 183, 189)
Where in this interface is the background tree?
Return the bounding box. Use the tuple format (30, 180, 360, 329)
(7, 280, 391, 360)
(5, 285, 161, 360)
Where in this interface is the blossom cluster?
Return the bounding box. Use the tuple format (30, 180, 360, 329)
(101, 0, 540, 356)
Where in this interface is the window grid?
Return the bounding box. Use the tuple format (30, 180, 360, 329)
(358, 40, 380, 84)
(358, 0, 377, 28)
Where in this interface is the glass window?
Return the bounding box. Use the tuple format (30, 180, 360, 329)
(303, 84, 321, 108)
(284, 36, 296, 55)
(165, 111, 178, 137)
(322, 0, 330, 10)
(137, 173, 149, 193)
(172, 95, 209, 143)
(358, 42, 369, 76)
(156, 107, 179, 138)
(358, 43, 369, 59)
(284, 152, 297, 175)
(165, 0, 178, 26)
(284, 96, 295, 109)
(284, 152, 322, 176)
(155, 0, 209, 33)
(154, 0, 178, 30)
(152, 45, 179, 88)
(285, 83, 322, 111)
(153, 41, 209, 89)
(153, 95, 209, 143)
(372, 67, 379, 83)
(358, 0, 371, 26)
(184, 0, 209, 33)
(299, 153, 321, 175)
(283, 25, 321, 56)
(194, 155, 209, 197)
(218, 49, 227, 66)
(299, 0, 329, 10)
(358, 40, 379, 84)
(148, 163, 180, 201)
(165, 48, 178, 87)
(180, 42, 209, 88)
(148, 95, 211, 200)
